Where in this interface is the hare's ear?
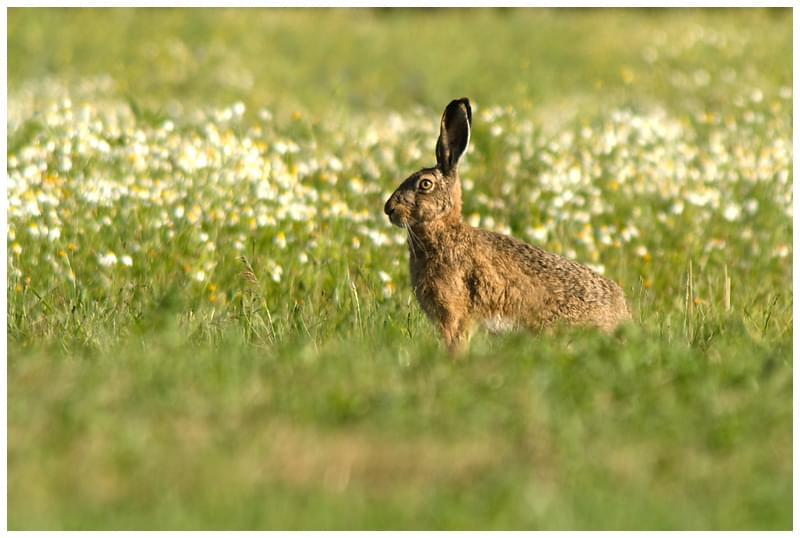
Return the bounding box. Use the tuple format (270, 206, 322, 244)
(435, 98, 471, 174)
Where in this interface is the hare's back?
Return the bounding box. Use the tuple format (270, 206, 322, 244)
(474, 228, 629, 324)
(474, 228, 595, 282)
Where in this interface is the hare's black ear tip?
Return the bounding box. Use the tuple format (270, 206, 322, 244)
(446, 97, 472, 123)
(445, 97, 470, 109)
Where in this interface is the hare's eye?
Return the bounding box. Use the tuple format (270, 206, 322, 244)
(418, 178, 434, 191)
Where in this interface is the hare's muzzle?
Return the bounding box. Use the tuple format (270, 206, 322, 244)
(383, 192, 409, 228)
(384, 195, 397, 219)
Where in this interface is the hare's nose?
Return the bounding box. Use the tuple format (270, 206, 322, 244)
(384, 197, 395, 216)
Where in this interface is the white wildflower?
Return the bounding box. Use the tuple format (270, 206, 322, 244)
(271, 264, 283, 283)
(722, 204, 741, 222)
(98, 252, 117, 267)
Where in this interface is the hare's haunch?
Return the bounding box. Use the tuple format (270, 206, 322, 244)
(384, 98, 630, 353)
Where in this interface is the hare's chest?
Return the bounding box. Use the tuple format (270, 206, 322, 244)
(409, 258, 465, 318)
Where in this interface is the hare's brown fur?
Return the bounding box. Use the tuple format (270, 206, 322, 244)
(385, 98, 630, 352)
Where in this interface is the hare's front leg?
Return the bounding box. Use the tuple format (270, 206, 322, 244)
(439, 313, 472, 356)
(413, 274, 472, 355)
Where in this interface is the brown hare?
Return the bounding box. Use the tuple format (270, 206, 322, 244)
(384, 98, 631, 353)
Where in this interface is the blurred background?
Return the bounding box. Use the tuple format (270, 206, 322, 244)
(9, 8, 792, 117)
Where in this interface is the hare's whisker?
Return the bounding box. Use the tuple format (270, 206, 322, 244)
(403, 224, 417, 260)
(405, 224, 427, 259)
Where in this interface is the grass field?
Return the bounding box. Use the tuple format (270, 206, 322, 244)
(7, 7, 793, 530)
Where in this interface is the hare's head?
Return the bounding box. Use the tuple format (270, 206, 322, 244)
(384, 98, 471, 229)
